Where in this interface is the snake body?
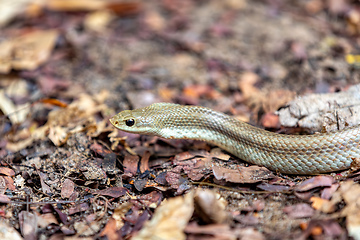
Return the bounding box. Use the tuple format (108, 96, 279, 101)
(109, 103, 360, 174)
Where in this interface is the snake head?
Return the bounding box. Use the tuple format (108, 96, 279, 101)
(109, 108, 157, 135)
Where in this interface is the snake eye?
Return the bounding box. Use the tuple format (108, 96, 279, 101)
(125, 119, 135, 127)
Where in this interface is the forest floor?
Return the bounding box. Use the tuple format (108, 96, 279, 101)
(1, 0, 360, 239)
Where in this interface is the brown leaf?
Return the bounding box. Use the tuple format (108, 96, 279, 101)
(106, 2, 142, 16)
(300, 219, 343, 239)
(261, 113, 280, 129)
(90, 143, 112, 156)
(68, 203, 90, 215)
(94, 187, 128, 198)
(38, 76, 71, 94)
(61, 179, 75, 198)
(336, 181, 360, 239)
(185, 223, 234, 238)
(310, 196, 335, 212)
(182, 84, 220, 100)
(37, 169, 52, 194)
(138, 191, 163, 208)
(256, 182, 291, 192)
(3, 176, 15, 191)
(0, 167, 15, 176)
(172, 151, 212, 181)
(37, 212, 59, 228)
(46, 0, 106, 11)
(132, 190, 194, 240)
(19, 211, 38, 240)
(140, 151, 150, 173)
(320, 183, 339, 200)
(0, 221, 22, 239)
(212, 165, 274, 183)
(0, 30, 58, 73)
(295, 176, 333, 192)
(124, 154, 139, 176)
(194, 189, 229, 224)
(240, 200, 265, 212)
(0, 194, 10, 203)
(234, 213, 259, 226)
(100, 218, 120, 240)
(0, 177, 6, 194)
(283, 203, 315, 219)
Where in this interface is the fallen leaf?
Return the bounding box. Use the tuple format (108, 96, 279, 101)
(84, 10, 114, 33)
(300, 221, 322, 236)
(37, 212, 59, 228)
(46, 0, 106, 11)
(3, 176, 15, 191)
(185, 223, 235, 239)
(261, 113, 280, 128)
(0, 194, 10, 203)
(132, 190, 194, 240)
(0, 221, 22, 240)
(0, 30, 58, 73)
(144, 10, 166, 32)
(36, 169, 52, 195)
(300, 219, 343, 238)
(0, 0, 33, 27)
(256, 182, 292, 192)
(295, 176, 333, 192)
(61, 179, 75, 198)
(93, 187, 128, 198)
(283, 203, 315, 219)
(19, 211, 38, 240)
(74, 214, 101, 236)
(68, 203, 90, 215)
(124, 154, 139, 176)
(0, 89, 30, 124)
(320, 183, 339, 200)
(0, 167, 15, 177)
(310, 196, 332, 211)
(140, 151, 150, 173)
(336, 181, 360, 239)
(100, 218, 120, 240)
(194, 189, 228, 224)
(212, 165, 274, 183)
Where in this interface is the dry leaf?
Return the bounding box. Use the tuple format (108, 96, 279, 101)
(283, 203, 315, 219)
(194, 189, 229, 224)
(212, 165, 274, 183)
(0, 89, 30, 124)
(61, 179, 75, 198)
(338, 181, 360, 240)
(46, 0, 105, 11)
(19, 211, 38, 240)
(310, 196, 332, 211)
(84, 10, 114, 32)
(133, 190, 194, 240)
(0, 221, 22, 240)
(0, 30, 58, 73)
(144, 10, 166, 32)
(0, 0, 34, 27)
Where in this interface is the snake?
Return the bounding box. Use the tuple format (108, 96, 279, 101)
(109, 102, 360, 174)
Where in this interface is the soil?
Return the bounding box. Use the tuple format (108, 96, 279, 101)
(1, 0, 360, 239)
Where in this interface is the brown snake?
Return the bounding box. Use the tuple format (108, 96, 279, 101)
(109, 103, 360, 174)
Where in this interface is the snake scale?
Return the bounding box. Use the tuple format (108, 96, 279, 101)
(109, 103, 360, 174)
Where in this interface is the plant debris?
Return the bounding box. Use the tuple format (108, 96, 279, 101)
(1, 0, 360, 239)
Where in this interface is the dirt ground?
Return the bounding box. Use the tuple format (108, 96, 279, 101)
(1, 0, 360, 239)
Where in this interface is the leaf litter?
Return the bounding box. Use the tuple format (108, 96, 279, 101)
(1, 0, 360, 239)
